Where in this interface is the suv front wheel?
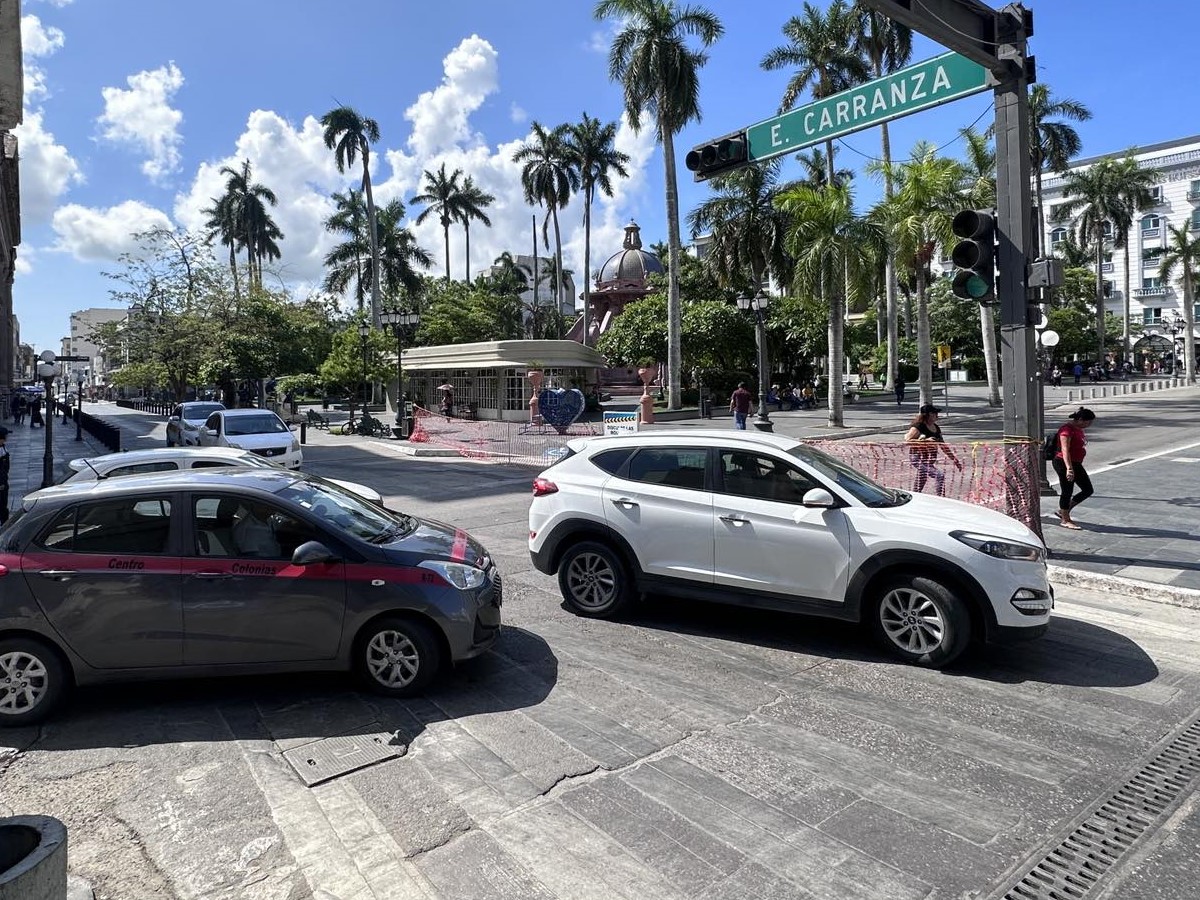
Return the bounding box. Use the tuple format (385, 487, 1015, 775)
(558, 541, 633, 619)
(870, 574, 971, 668)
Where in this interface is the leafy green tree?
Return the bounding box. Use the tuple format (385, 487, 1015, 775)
(322, 106, 384, 324)
(1111, 155, 1161, 360)
(318, 318, 392, 421)
(322, 189, 369, 311)
(682, 301, 755, 375)
(596, 295, 667, 367)
(1151, 222, 1199, 383)
(565, 113, 630, 346)
(415, 280, 525, 346)
(596, 0, 724, 409)
(412, 163, 465, 283)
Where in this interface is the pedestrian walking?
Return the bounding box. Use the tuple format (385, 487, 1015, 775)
(8, 393, 22, 425)
(893, 372, 906, 407)
(1051, 365, 1062, 388)
(904, 404, 963, 497)
(1051, 407, 1096, 530)
(0, 426, 8, 525)
(29, 396, 44, 429)
(1073, 362, 1083, 385)
(729, 382, 753, 430)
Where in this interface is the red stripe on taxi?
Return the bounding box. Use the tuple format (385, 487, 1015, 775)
(450, 530, 469, 562)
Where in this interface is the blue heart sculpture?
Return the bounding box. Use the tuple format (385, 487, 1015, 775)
(538, 388, 585, 432)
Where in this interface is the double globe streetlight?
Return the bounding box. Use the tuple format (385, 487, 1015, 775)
(379, 306, 420, 438)
(736, 289, 773, 432)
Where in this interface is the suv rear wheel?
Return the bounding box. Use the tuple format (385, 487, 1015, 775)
(870, 574, 970, 668)
(558, 541, 633, 619)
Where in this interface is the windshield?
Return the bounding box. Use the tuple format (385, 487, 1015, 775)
(224, 414, 289, 435)
(788, 444, 902, 507)
(183, 404, 224, 421)
(278, 479, 414, 542)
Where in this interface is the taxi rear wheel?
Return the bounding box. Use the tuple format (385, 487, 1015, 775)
(0, 637, 68, 727)
(355, 618, 441, 697)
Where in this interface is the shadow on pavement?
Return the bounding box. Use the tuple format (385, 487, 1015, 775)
(625, 593, 1156, 689)
(1050, 550, 1200, 572)
(15, 626, 556, 753)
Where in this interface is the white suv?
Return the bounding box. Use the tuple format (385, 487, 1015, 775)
(528, 430, 1051, 668)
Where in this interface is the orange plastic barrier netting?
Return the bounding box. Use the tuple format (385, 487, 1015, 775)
(409, 407, 1043, 533)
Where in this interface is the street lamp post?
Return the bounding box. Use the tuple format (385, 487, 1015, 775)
(358, 322, 372, 417)
(1166, 312, 1184, 375)
(36, 352, 56, 489)
(75, 370, 85, 441)
(380, 307, 420, 439)
(737, 289, 773, 432)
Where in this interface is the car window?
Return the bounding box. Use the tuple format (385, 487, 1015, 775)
(591, 448, 633, 475)
(108, 461, 179, 478)
(184, 404, 225, 421)
(192, 496, 318, 559)
(787, 444, 896, 507)
(625, 448, 708, 491)
(205, 413, 221, 430)
(224, 414, 289, 436)
(719, 450, 819, 504)
(171, 406, 182, 419)
(38, 497, 173, 554)
(278, 480, 409, 543)
(189, 461, 236, 469)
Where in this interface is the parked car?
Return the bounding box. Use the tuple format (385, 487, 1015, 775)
(166, 401, 226, 446)
(528, 430, 1051, 668)
(0, 468, 502, 725)
(197, 409, 302, 469)
(62, 446, 384, 506)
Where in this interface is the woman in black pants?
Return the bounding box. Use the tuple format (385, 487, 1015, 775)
(1052, 407, 1096, 529)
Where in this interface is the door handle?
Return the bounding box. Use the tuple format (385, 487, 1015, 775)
(611, 498, 639, 509)
(719, 514, 748, 526)
(191, 571, 231, 579)
(38, 569, 76, 581)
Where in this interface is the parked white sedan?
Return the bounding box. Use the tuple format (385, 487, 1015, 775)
(63, 446, 384, 505)
(166, 401, 226, 446)
(197, 409, 302, 469)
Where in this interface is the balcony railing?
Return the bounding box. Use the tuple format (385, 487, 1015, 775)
(1141, 228, 1161, 239)
(1188, 189, 1200, 201)
(1134, 286, 1168, 298)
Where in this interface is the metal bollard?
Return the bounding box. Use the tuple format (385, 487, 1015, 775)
(299, 421, 307, 445)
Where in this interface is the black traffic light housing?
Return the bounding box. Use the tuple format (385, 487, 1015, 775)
(685, 132, 748, 181)
(950, 209, 996, 304)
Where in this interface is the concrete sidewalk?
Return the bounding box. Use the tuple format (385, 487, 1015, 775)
(3, 406, 108, 510)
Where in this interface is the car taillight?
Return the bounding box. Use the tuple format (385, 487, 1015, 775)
(0, 565, 7, 577)
(532, 478, 558, 497)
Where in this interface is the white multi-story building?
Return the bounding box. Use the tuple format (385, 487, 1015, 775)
(66, 307, 127, 389)
(1041, 133, 1200, 367)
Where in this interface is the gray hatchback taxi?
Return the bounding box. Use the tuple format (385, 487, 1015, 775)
(0, 468, 502, 725)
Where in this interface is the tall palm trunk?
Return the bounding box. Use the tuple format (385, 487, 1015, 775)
(1122, 237, 1132, 363)
(361, 157, 383, 326)
(916, 264, 932, 406)
(1094, 224, 1105, 359)
(551, 205, 565, 339)
(825, 140, 843, 427)
(441, 215, 451, 282)
(228, 245, 240, 299)
(662, 124, 683, 409)
(355, 250, 364, 313)
(464, 223, 472, 282)
(881, 122, 899, 394)
(582, 191, 593, 346)
(980, 303, 1001, 405)
(531, 215, 539, 338)
(1184, 268, 1197, 384)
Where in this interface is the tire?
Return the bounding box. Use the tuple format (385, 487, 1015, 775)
(0, 637, 69, 727)
(870, 574, 971, 668)
(354, 617, 442, 697)
(557, 540, 633, 619)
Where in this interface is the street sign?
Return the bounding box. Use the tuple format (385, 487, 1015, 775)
(746, 51, 990, 163)
(56, 355, 91, 362)
(937, 344, 952, 368)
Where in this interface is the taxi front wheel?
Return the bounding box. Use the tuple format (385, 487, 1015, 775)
(0, 637, 69, 727)
(355, 618, 441, 697)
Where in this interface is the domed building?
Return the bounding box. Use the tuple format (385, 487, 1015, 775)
(566, 221, 663, 344)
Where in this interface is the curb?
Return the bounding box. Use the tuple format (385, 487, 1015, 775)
(1048, 565, 1200, 611)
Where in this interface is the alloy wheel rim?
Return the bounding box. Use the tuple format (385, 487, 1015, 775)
(366, 631, 420, 688)
(566, 552, 617, 609)
(0, 651, 49, 716)
(880, 588, 946, 655)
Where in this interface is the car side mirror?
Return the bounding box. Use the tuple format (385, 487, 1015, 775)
(292, 540, 339, 566)
(801, 488, 838, 509)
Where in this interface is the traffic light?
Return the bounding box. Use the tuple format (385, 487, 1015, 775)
(950, 209, 996, 303)
(685, 132, 748, 180)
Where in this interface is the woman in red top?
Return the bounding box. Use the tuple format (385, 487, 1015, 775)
(1053, 406, 1096, 529)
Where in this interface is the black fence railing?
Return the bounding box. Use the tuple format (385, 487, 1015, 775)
(116, 399, 173, 416)
(76, 410, 121, 452)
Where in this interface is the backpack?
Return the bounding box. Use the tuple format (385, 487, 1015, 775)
(1043, 431, 1058, 461)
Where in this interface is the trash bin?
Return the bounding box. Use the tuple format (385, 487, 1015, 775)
(699, 397, 713, 418)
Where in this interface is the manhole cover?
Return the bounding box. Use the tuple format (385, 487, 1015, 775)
(991, 713, 1200, 899)
(282, 731, 405, 786)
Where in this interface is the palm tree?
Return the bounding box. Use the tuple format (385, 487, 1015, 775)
(958, 127, 1001, 406)
(1153, 222, 1199, 384)
(778, 182, 883, 426)
(794, 148, 852, 188)
(213, 159, 282, 291)
(870, 142, 966, 405)
(1024, 85, 1091, 253)
(596, 0, 724, 409)
(323, 190, 369, 311)
(687, 159, 794, 295)
(566, 113, 630, 346)
(202, 192, 242, 298)
(1055, 157, 1123, 359)
(539, 255, 575, 334)
(853, 2, 911, 389)
(375, 200, 433, 302)
(411, 163, 465, 283)
(513, 121, 577, 336)
(1111, 155, 1161, 361)
(490, 251, 529, 293)
(321, 107, 383, 324)
(455, 176, 495, 283)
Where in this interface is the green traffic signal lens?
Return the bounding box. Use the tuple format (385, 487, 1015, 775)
(966, 274, 989, 298)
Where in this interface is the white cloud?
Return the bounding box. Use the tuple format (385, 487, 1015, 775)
(52, 200, 173, 262)
(403, 35, 499, 159)
(21, 14, 64, 104)
(97, 62, 185, 182)
(13, 248, 34, 277)
(509, 102, 527, 124)
(14, 110, 83, 224)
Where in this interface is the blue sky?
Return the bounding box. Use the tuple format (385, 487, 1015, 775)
(13, 0, 1199, 352)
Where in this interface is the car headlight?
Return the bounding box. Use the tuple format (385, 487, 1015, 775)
(290, 439, 300, 452)
(418, 560, 487, 590)
(951, 531, 1045, 562)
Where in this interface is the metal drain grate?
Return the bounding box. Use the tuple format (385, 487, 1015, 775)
(282, 731, 405, 786)
(999, 717, 1200, 899)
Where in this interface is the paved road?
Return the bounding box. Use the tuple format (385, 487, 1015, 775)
(2, 396, 1199, 899)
